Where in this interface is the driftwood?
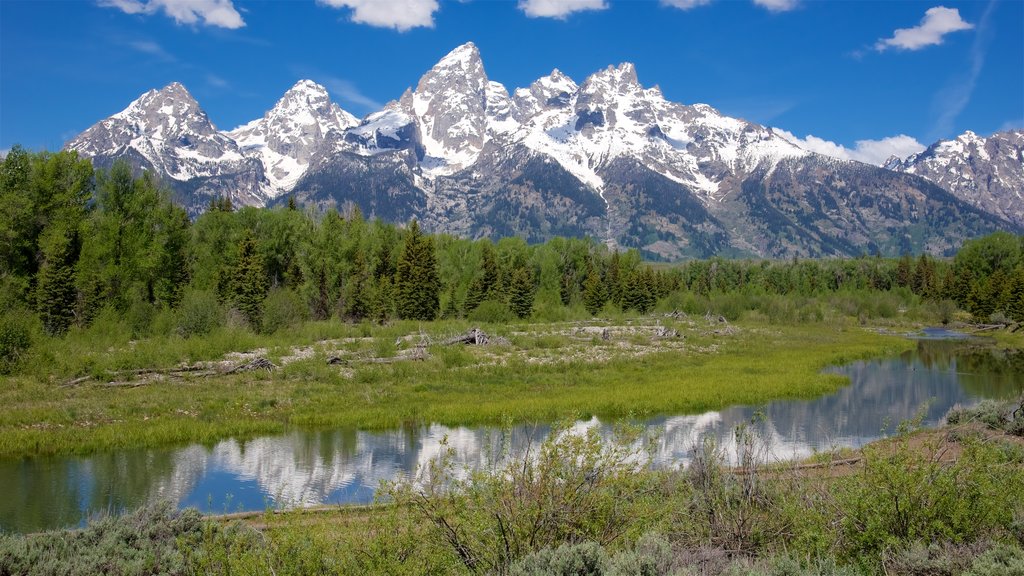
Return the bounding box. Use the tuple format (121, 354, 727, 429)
(654, 326, 680, 338)
(61, 364, 222, 388)
(225, 357, 277, 374)
(442, 327, 510, 346)
(443, 328, 491, 346)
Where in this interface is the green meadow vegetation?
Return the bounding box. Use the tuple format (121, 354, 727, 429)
(2, 149, 1024, 573)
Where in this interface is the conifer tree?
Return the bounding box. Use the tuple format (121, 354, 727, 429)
(622, 269, 654, 315)
(35, 227, 78, 335)
(606, 251, 623, 307)
(895, 254, 913, 288)
(465, 242, 499, 312)
(1007, 267, 1024, 322)
(344, 246, 373, 320)
(508, 266, 535, 319)
(582, 266, 607, 316)
(231, 233, 269, 329)
(395, 220, 439, 321)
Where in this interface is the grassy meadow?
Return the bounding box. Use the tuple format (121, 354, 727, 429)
(0, 312, 913, 458)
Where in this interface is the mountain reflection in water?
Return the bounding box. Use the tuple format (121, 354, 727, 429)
(2, 336, 1021, 534)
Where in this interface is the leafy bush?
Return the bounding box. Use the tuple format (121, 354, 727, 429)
(0, 308, 35, 374)
(510, 541, 609, 576)
(383, 423, 667, 574)
(261, 287, 306, 334)
(175, 289, 223, 338)
(836, 434, 1021, 559)
(467, 299, 515, 324)
(966, 543, 1024, 576)
(0, 502, 204, 576)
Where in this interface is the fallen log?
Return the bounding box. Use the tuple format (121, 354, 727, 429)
(443, 328, 489, 346)
(225, 357, 278, 374)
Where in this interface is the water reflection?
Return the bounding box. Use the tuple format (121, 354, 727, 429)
(2, 336, 1021, 534)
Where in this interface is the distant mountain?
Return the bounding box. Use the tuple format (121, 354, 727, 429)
(885, 130, 1024, 227)
(65, 42, 1018, 258)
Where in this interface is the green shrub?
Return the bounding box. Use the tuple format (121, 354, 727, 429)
(175, 289, 223, 338)
(510, 541, 609, 576)
(467, 299, 515, 324)
(606, 532, 675, 576)
(966, 543, 1024, 576)
(0, 501, 204, 576)
(0, 309, 35, 374)
(261, 287, 306, 334)
(836, 435, 1021, 559)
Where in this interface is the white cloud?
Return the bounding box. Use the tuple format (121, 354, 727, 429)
(875, 6, 972, 52)
(320, 76, 384, 112)
(774, 129, 926, 166)
(317, 0, 439, 31)
(928, 1, 994, 140)
(127, 39, 175, 61)
(98, 0, 245, 29)
(206, 73, 229, 89)
(661, 0, 713, 10)
(519, 0, 608, 19)
(753, 0, 799, 12)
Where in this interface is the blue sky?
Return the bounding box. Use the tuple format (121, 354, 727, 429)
(1, 0, 1021, 163)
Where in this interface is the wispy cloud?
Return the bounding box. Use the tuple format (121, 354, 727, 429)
(752, 0, 799, 12)
(660, 0, 712, 10)
(998, 118, 1024, 133)
(319, 76, 383, 112)
(97, 0, 245, 29)
(775, 129, 926, 166)
(317, 0, 439, 31)
(127, 39, 175, 61)
(518, 0, 608, 19)
(875, 6, 972, 52)
(206, 73, 229, 89)
(928, 1, 995, 140)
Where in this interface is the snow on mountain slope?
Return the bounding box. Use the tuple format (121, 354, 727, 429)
(68, 82, 249, 182)
(506, 61, 807, 201)
(886, 130, 1024, 226)
(227, 80, 358, 195)
(408, 42, 493, 176)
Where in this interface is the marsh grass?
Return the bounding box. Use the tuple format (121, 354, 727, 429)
(0, 318, 911, 458)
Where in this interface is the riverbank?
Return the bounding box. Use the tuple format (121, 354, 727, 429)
(0, 316, 914, 459)
(4, 412, 1022, 576)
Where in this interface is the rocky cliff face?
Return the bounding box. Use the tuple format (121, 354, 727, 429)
(886, 130, 1024, 227)
(66, 43, 1018, 258)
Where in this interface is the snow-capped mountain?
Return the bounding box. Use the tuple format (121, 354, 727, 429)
(65, 43, 1017, 258)
(885, 130, 1024, 227)
(66, 82, 270, 209)
(226, 80, 358, 195)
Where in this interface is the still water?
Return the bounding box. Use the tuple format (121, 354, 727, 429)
(3, 331, 1022, 534)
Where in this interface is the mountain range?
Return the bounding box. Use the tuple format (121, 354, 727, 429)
(66, 42, 1022, 259)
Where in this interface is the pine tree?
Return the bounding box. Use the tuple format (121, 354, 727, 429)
(395, 221, 440, 321)
(622, 270, 654, 315)
(344, 246, 373, 321)
(1007, 267, 1024, 322)
(231, 233, 269, 329)
(606, 252, 623, 307)
(508, 266, 535, 319)
(582, 266, 607, 316)
(465, 242, 499, 312)
(35, 227, 78, 335)
(374, 276, 395, 323)
(895, 254, 913, 289)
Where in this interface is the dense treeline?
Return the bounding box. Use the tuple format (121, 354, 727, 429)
(2, 148, 1023, 362)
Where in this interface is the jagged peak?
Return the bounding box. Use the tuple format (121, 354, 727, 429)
(433, 41, 482, 70)
(284, 79, 329, 97)
(579, 63, 641, 100)
(535, 68, 578, 93)
(112, 81, 203, 122)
